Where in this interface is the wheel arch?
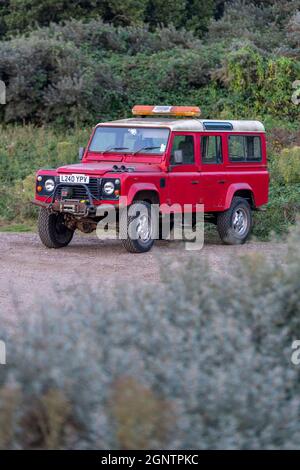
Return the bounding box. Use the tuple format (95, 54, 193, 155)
(127, 183, 160, 206)
(225, 184, 256, 210)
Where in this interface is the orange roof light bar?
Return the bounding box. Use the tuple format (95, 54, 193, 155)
(132, 105, 201, 118)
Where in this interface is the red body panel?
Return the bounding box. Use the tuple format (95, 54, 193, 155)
(35, 129, 269, 213)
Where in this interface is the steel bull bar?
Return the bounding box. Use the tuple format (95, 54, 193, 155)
(32, 183, 97, 217)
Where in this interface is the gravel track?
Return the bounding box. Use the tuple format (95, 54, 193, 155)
(0, 232, 288, 318)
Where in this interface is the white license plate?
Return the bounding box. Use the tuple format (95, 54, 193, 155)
(59, 174, 90, 184)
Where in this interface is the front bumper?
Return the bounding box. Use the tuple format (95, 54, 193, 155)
(32, 198, 98, 216)
(32, 182, 118, 217)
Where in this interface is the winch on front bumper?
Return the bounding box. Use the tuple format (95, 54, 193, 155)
(54, 200, 97, 216)
(32, 182, 98, 217)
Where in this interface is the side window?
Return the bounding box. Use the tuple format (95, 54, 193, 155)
(170, 135, 195, 165)
(229, 135, 245, 162)
(229, 135, 262, 162)
(246, 136, 262, 161)
(201, 136, 223, 164)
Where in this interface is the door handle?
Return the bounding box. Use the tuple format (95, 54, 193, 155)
(191, 180, 199, 185)
(218, 180, 226, 184)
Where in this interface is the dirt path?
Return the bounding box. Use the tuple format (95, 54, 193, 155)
(0, 232, 288, 318)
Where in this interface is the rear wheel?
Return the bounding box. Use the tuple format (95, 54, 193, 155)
(120, 201, 158, 253)
(38, 208, 74, 248)
(217, 197, 252, 245)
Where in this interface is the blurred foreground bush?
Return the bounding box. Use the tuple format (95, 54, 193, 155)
(1, 224, 300, 449)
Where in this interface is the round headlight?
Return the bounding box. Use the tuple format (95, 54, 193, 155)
(103, 181, 115, 195)
(45, 179, 55, 192)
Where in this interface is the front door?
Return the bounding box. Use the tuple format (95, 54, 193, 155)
(167, 133, 200, 210)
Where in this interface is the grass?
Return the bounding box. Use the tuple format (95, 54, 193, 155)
(0, 222, 35, 232)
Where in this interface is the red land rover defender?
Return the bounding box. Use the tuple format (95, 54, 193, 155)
(33, 105, 269, 253)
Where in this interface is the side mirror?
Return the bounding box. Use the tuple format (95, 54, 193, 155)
(79, 147, 85, 161)
(174, 150, 183, 164)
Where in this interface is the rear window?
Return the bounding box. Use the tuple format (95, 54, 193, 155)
(229, 135, 262, 162)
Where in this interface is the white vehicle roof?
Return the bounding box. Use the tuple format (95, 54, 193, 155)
(98, 118, 265, 133)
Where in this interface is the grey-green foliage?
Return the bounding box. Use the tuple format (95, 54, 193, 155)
(1, 4, 300, 126)
(279, 11, 300, 57)
(23, 18, 200, 56)
(207, 0, 300, 52)
(0, 0, 219, 39)
(0, 0, 149, 37)
(1, 224, 300, 449)
(145, 0, 215, 36)
(0, 35, 123, 125)
(0, 21, 202, 125)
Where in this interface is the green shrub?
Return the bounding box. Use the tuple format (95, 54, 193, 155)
(208, 0, 300, 53)
(253, 142, 300, 239)
(0, 125, 90, 184)
(0, 0, 216, 39)
(1, 223, 300, 448)
(26, 18, 201, 56)
(274, 147, 300, 184)
(56, 142, 77, 166)
(279, 11, 300, 57)
(0, 21, 211, 125)
(1, 12, 299, 126)
(2, 0, 148, 37)
(109, 44, 223, 113)
(216, 44, 300, 120)
(253, 181, 300, 239)
(0, 35, 123, 126)
(0, 125, 91, 223)
(268, 127, 300, 154)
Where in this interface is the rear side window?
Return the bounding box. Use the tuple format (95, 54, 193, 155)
(229, 135, 262, 162)
(201, 136, 223, 164)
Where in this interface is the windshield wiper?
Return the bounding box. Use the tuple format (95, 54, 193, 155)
(133, 146, 161, 155)
(102, 146, 129, 154)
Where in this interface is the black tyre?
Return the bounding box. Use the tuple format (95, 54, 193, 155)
(38, 208, 74, 248)
(120, 200, 158, 253)
(217, 197, 252, 245)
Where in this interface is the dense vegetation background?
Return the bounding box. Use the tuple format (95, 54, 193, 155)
(0, 0, 299, 236)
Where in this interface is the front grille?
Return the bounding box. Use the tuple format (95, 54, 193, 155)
(55, 177, 101, 201)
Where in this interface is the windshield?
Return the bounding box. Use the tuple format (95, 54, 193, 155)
(89, 126, 169, 155)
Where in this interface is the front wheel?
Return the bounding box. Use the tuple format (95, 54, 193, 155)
(217, 197, 252, 245)
(120, 201, 158, 253)
(38, 208, 74, 248)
